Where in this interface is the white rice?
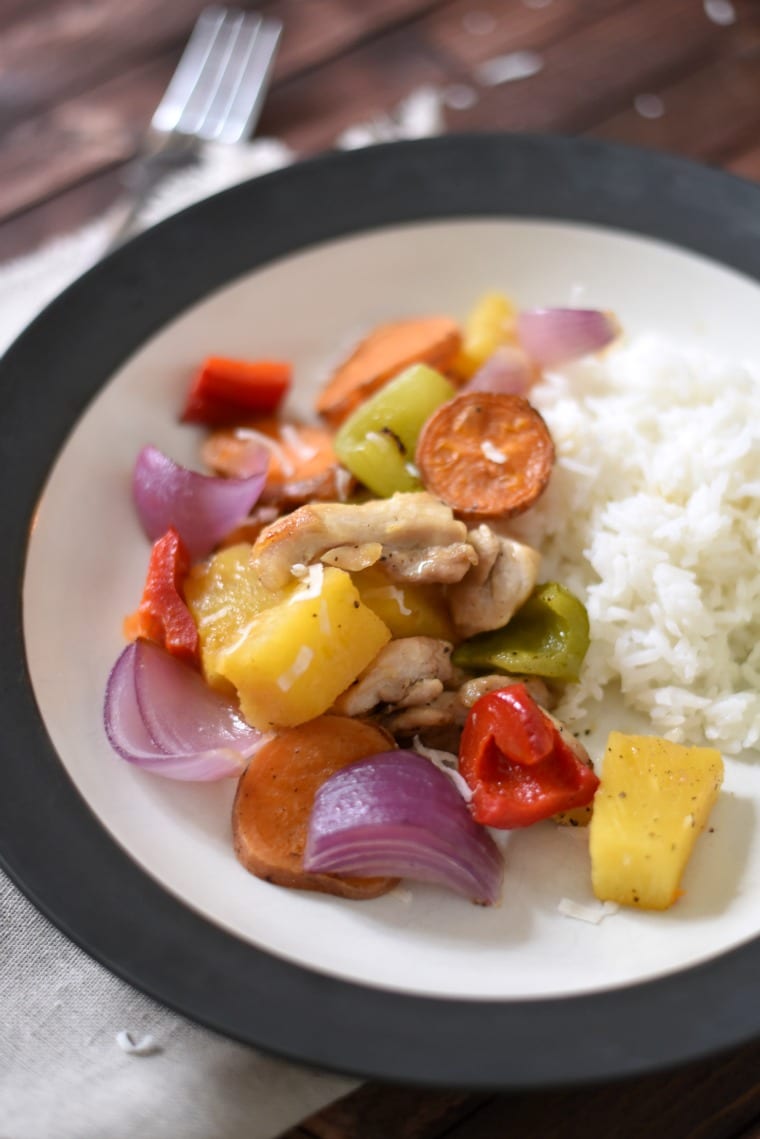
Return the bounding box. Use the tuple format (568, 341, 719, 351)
(509, 334, 760, 756)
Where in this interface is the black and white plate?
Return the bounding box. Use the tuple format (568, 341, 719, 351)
(3, 134, 760, 1088)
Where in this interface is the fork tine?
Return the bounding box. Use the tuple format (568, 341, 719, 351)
(150, 7, 227, 135)
(105, 8, 280, 252)
(151, 8, 281, 143)
(174, 9, 245, 136)
(211, 18, 282, 143)
(193, 11, 262, 141)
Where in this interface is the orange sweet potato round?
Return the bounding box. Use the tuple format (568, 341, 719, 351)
(233, 714, 398, 899)
(315, 316, 462, 427)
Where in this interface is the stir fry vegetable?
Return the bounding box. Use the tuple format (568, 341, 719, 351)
(335, 363, 455, 497)
(458, 683, 599, 828)
(124, 527, 199, 665)
(233, 715, 398, 898)
(453, 582, 591, 682)
(416, 392, 555, 518)
(182, 357, 291, 424)
(104, 290, 723, 913)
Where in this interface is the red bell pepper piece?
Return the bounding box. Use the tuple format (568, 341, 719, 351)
(181, 357, 291, 425)
(124, 527, 199, 665)
(459, 682, 599, 828)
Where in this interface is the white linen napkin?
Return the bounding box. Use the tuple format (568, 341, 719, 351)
(0, 135, 353, 1139)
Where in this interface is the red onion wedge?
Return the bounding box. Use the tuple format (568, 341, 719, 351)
(463, 345, 534, 397)
(104, 640, 261, 780)
(304, 750, 503, 904)
(132, 444, 268, 558)
(516, 308, 619, 368)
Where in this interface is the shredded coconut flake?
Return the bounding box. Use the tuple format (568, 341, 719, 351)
(413, 736, 473, 801)
(276, 646, 315, 692)
(318, 598, 332, 637)
(558, 898, 619, 924)
(481, 439, 508, 464)
(198, 603, 232, 627)
(291, 562, 324, 600)
(116, 1031, 159, 1056)
(391, 886, 415, 905)
(279, 422, 318, 462)
(234, 427, 293, 477)
(384, 586, 412, 616)
(334, 466, 353, 502)
(222, 617, 259, 657)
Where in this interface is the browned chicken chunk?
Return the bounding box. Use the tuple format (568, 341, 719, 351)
(448, 524, 541, 638)
(250, 492, 477, 590)
(333, 637, 455, 716)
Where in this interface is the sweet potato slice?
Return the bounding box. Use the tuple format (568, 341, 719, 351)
(233, 714, 398, 898)
(416, 392, 555, 518)
(202, 417, 351, 508)
(316, 316, 462, 427)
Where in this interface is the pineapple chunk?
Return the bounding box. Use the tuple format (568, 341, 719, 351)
(217, 565, 391, 730)
(590, 732, 724, 910)
(183, 544, 283, 692)
(453, 292, 517, 378)
(351, 564, 455, 641)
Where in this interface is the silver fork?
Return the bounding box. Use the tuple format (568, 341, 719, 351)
(105, 7, 282, 250)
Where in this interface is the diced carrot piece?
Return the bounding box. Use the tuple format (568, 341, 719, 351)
(182, 357, 291, 424)
(315, 316, 462, 427)
(416, 392, 555, 518)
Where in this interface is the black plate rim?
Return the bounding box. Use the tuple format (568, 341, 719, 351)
(3, 132, 760, 1090)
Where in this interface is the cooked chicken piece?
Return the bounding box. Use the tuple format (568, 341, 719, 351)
(320, 542, 383, 573)
(378, 545, 476, 584)
(458, 674, 554, 710)
(251, 492, 477, 590)
(332, 637, 454, 717)
(543, 710, 593, 768)
(383, 691, 468, 735)
(448, 524, 541, 638)
(543, 710, 595, 827)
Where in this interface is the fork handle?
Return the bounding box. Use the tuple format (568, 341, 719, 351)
(103, 133, 200, 252)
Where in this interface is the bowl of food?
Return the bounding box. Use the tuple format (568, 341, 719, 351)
(3, 133, 760, 1087)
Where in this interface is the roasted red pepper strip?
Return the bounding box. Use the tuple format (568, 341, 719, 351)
(182, 357, 291, 425)
(123, 527, 199, 665)
(459, 682, 599, 828)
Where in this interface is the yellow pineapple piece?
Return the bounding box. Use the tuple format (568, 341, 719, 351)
(453, 292, 517, 378)
(589, 732, 724, 910)
(217, 565, 391, 731)
(352, 564, 456, 641)
(183, 544, 283, 692)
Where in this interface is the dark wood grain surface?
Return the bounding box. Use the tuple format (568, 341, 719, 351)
(4, 1, 760, 1135)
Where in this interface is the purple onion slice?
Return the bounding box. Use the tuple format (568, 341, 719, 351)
(104, 640, 260, 781)
(132, 444, 268, 558)
(304, 750, 503, 904)
(463, 345, 533, 396)
(516, 308, 619, 368)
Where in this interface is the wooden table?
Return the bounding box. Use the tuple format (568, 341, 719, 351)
(4, 1, 760, 1135)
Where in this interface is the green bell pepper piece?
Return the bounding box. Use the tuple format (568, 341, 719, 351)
(452, 582, 590, 682)
(334, 363, 456, 497)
